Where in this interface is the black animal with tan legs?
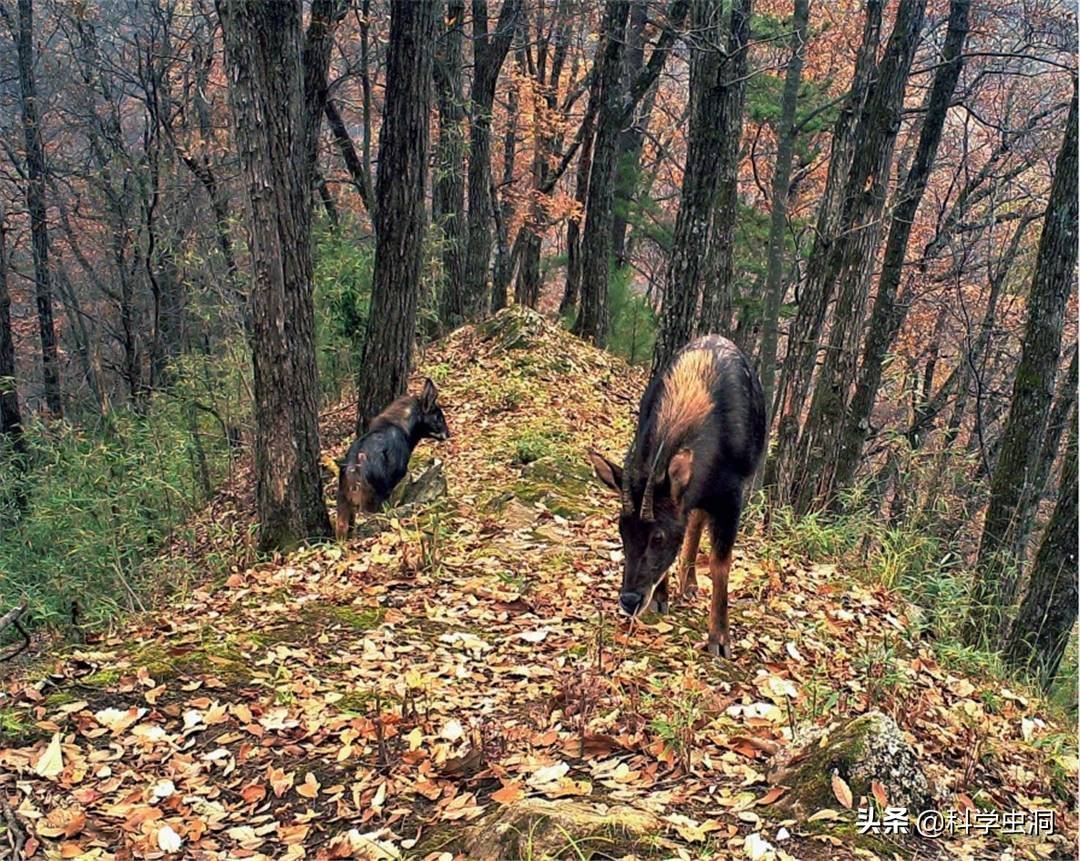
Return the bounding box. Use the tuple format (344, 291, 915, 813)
(589, 335, 766, 657)
(336, 379, 450, 539)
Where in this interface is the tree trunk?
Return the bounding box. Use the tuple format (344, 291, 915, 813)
(610, 1, 649, 270)
(0, 206, 24, 454)
(573, 0, 631, 346)
(491, 83, 520, 311)
(763, 0, 882, 497)
(14, 0, 62, 417)
(757, 0, 809, 429)
(434, 0, 468, 326)
(652, 0, 728, 372)
(830, 0, 970, 497)
(786, 0, 928, 514)
(967, 89, 1078, 643)
(355, 0, 437, 429)
(1004, 412, 1077, 688)
(218, 0, 338, 549)
(698, 0, 752, 335)
(560, 72, 600, 318)
(575, 0, 688, 345)
(459, 0, 522, 323)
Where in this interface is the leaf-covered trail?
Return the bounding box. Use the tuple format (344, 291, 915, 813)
(1, 310, 1075, 860)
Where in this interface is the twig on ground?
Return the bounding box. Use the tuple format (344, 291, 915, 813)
(0, 605, 30, 663)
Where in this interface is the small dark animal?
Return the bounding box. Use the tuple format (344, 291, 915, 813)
(336, 378, 450, 539)
(589, 335, 765, 658)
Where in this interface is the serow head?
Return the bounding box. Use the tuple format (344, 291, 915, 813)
(588, 448, 694, 618)
(417, 378, 450, 441)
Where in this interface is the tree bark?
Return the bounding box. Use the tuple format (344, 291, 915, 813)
(0, 205, 24, 454)
(14, 0, 62, 417)
(573, 0, 631, 345)
(652, 0, 729, 372)
(698, 0, 752, 335)
(967, 88, 1078, 643)
(830, 0, 970, 498)
(459, 0, 522, 323)
(434, 0, 468, 325)
(757, 0, 809, 429)
(218, 0, 338, 549)
(1004, 412, 1077, 688)
(355, 0, 437, 429)
(575, 0, 688, 345)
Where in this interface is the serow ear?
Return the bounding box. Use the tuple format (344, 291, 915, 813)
(420, 378, 438, 411)
(667, 448, 694, 504)
(588, 450, 623, 492)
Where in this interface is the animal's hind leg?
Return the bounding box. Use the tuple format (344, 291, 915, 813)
(705, 506, 740, 659)
(676, 509, 706, 600)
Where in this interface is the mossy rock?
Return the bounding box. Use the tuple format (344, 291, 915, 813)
(513, 456, 596, 519)
(424, 799, 663, 860)
(768, 710, 932, 817)
(389, 460, 447, 508)
(477, 306, 549, 353)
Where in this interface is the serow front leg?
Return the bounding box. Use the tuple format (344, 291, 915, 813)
(706, 548, 732, 658)
(676, 510, 706, 600)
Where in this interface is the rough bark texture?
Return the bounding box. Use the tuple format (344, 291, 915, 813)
(757, 0, 809, 428)
(355, 0, 437, 429)
(830, 0, 970, 498)
(1004, 413, 1078, 688)
(574, 0, 688, 345)
(968, 90, 1078, 641)
(697, 0, 752, 335)
(652, 0, 728, 373)
(434, 0, 468, 326)
(571, 0, 630, 346)
(460, 0, 521, 323)
(218, 0, 336, 549)
(763, 0, 882, 496)
(15, 0, 62, 417)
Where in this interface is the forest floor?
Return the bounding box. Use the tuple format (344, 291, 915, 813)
(1, 308, 1076, 860)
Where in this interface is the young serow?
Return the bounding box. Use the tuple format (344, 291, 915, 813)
(336, 378, 450, 539)
(589, 336, 765, 657)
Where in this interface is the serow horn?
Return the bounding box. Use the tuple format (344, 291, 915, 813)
(639, 477, 656, 522)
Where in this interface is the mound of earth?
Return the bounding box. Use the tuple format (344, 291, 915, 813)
(1, 307, 1074, 859)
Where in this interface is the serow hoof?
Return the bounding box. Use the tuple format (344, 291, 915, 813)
(647, 597, 670, 615)
(704, 640, 732, 659)
(680, 585, 699, 601)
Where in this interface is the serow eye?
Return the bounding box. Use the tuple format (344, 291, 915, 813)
(650, 532, 665, 547)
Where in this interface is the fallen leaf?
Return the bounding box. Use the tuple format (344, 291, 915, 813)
(35, 733, 64, 780)
(157, 825, 183, 853)
(831, 771, 853, 809)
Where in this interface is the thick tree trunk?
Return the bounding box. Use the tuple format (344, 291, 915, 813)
(967, 89, 1078, 643)
(459, 0, 521, 323)
(0, 208, 24, 454)
(830, 0, 970, 498)
(652, 0, 728, 372)
(434, 0, 468, 325)
(14, 0, 62, 417)
(698, 0, 752, 335)
(355, 0, 437, 429)
(763, 0, 882, 497)
(757, 0, 809, 428)
(560, 72, 600, 318)
(1004, 413, 1078, 688)
(574, 0, 632, 346)
(491, 86, 519, 311)
(218, 0, 337, 549)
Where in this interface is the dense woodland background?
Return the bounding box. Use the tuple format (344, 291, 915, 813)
(0, 0, 1075, 699)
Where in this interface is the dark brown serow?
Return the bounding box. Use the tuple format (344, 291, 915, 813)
(589, 335, 765, 657)
(336, 379, 450, 539)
